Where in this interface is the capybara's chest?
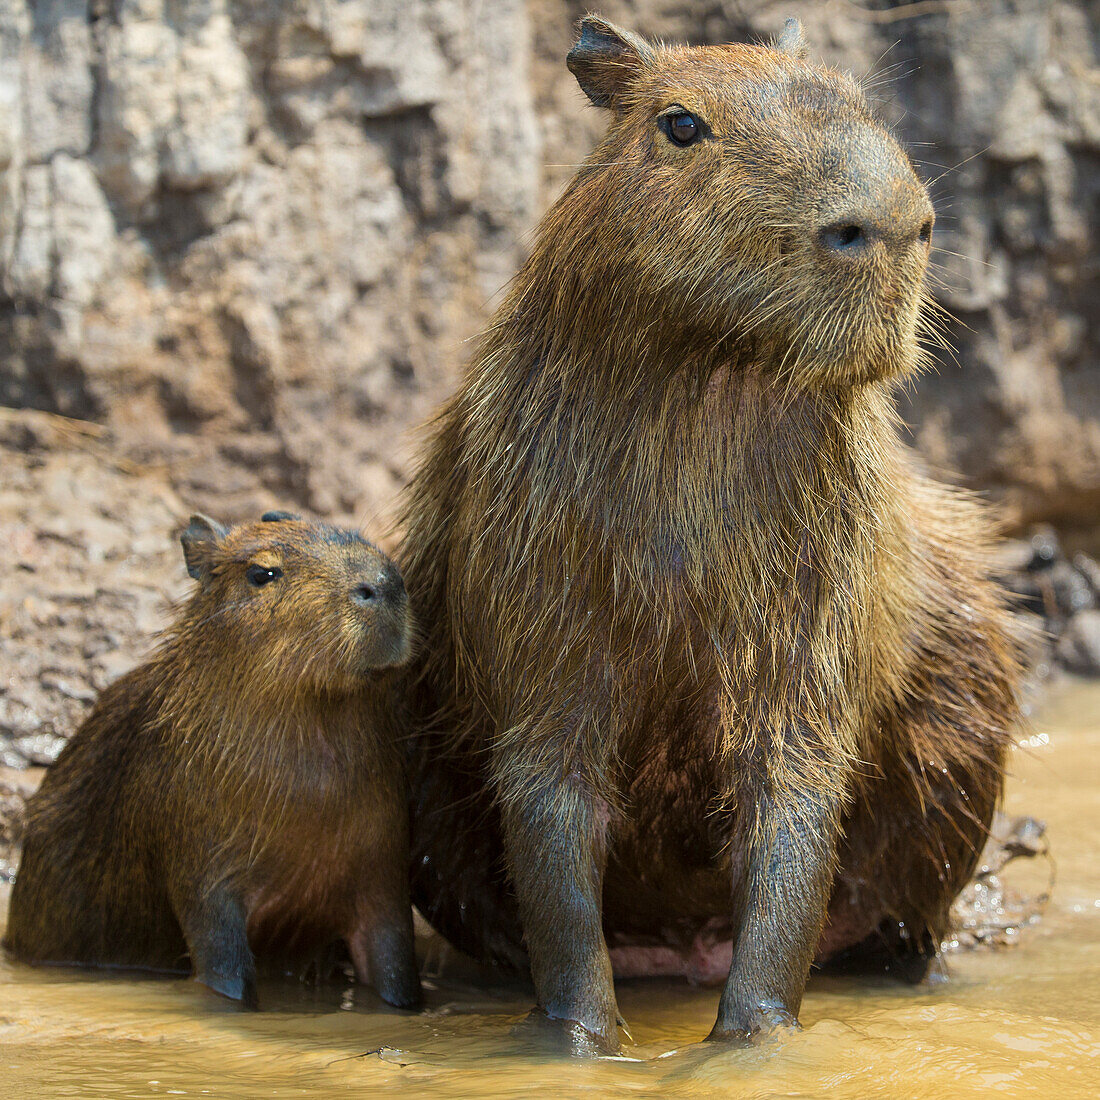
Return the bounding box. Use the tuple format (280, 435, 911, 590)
(603, 692, 741, 930)
(209, 757, 380, 938)
(241, 803, 371, 955)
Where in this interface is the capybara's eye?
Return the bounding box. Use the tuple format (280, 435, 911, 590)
(919, 219, 933, 244)
(246, 565, 283, 587)
(666, 110, 698, 146)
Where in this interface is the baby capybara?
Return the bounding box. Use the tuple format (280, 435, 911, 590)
(5, 512, 420, 1010)
(398, 17, 1023, 1052)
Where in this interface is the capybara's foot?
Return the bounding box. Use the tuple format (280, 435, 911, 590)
(297, 940, 342, 986)
(195, 969, 259, 1010)
(705, 1003, 799, 1046)
(350, 921, 422, 1009)
(374, 961, 423, 1011)
(513, 1008, 623, 1058)
(181, 883, 258, 1009)
(820, 923, 941, 984)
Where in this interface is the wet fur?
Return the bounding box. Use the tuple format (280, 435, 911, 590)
(5, 518, 421, 1010)
(398, 17, 1023, 1050)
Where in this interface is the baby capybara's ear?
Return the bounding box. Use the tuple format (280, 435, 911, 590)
(775, 17, 808, 60)
(567, 15, 654, 108)
(180, 514, 229, 583)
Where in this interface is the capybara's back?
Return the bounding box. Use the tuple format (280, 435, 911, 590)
(398, 16, 1024, 1053)
(8, 674, 183, 971)
(7, 512, 420, 1010)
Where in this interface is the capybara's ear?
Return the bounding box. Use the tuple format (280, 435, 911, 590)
(260, 511, 301, 523)
(181, 514, 229, 582)
(567, 15, 654, 109)
(775, 18, 808, 60)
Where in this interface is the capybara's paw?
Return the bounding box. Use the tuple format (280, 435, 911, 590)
(350, 925, 423, 1010)
(512, 1007, 623, 1058)
(195, 969, 259, 1010)
(375, 966, 423, 1011)
(705, 1004, 799, 1046)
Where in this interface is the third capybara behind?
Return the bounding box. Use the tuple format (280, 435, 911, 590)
(5, 512, 420, 1011)
(397, 17, 1024, 1052)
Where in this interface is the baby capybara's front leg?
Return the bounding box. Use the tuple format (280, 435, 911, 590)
(499, 767, 620, 1055)
(709, 784, 843, 1042)
(173, 881, 258, 1009)
(347, 806, 422, 1009)
(348, 897, 420, 1009)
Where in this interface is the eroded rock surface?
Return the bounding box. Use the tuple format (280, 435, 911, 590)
(0, 409, 187, 763)
(1, 0, 538, 527)
(0, 1, 1096, 534)
(995, 525, 1100, 677)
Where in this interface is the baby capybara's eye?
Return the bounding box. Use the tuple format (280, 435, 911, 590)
(246, 565, 282, 587)
(666, 110, 699, 146)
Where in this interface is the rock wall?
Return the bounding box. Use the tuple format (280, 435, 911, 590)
(1, 0, 538, 525)
(0, 0, 1097, 539)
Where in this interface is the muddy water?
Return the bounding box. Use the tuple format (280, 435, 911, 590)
(1, 682, 1098, 1099)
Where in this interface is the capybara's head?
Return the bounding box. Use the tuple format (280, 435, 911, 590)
(557, 16, 934, 387)
(179, 512, 411, 694)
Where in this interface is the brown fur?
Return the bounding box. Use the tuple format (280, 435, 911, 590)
(397, 16, 1024, 1052)
(5, 513, 421, 1010)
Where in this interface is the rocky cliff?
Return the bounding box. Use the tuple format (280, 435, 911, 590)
(1, 0, 1097, 536)
(1, 0, 539, 525)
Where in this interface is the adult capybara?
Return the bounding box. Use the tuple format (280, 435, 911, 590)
(397, 16, 1023, 1052)
(5, 512, 420, 1010)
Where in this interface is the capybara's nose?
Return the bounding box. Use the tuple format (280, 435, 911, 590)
(817, 205, 932, 258)
(816, 132, 933, 260)
(352, 565, 406, 608)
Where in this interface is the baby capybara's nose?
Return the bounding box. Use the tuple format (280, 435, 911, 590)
(816, 129, 934, 261)
(352, 564, 406, 608)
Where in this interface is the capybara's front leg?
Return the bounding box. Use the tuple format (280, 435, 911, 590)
(348, 807, 422, 1009)
(348, 896, 420, 1009)
(499, 769, 619, 1055)
(174, 882, 258, 1009)
(708, 786, 842, 1042)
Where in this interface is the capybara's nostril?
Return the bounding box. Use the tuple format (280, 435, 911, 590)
(819, 222, 868, 254)
(353, 567, 406, 607)
(818, 205, 932, 257)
